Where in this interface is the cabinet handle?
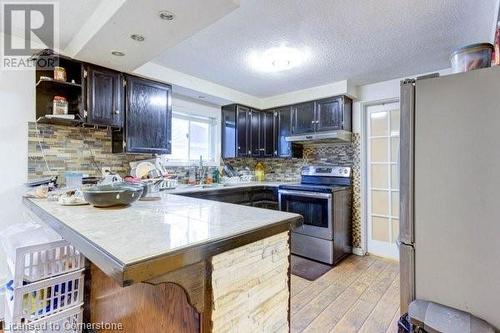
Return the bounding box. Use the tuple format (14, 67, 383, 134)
(114, 110, 120, 115)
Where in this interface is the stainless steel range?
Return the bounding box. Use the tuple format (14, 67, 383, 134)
(278, 165, 352, 265)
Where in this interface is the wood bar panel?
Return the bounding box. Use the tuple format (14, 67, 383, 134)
(89, 264, 200, 333)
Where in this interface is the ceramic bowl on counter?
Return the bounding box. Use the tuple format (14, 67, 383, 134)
(82, 182, 143, 207)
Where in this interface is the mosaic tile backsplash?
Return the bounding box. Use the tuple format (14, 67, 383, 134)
(28, 122, 148, 182)
(27, 123, 362, 249)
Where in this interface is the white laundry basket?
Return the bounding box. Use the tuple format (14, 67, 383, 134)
(1, 223, 84, 286)
(5, 269, 84, 324)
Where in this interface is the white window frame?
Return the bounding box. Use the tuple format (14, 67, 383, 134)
(163, 111, 219, 167)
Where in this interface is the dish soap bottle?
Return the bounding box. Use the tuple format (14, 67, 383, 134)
(255, 162, 265, 182)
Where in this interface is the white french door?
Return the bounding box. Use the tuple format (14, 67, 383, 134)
(366, 102, 400, 259)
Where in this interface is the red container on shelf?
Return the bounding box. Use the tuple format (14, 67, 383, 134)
(53, 96, 68, 115)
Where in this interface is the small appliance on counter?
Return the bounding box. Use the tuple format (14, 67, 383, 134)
(278, 165, 352, 265)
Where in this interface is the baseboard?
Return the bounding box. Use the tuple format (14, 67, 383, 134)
(352, 247, 366, 256)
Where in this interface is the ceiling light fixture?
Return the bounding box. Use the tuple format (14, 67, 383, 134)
(111, 51, 125, 56)
(159, 10, 175, 21)
(130, 34, 145, 42)
(248, 45, 309, 73)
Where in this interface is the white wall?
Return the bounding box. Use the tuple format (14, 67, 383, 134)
(352, 69, 451, 133)
(0, 35, 37, 279)
(0, 39, 36, 229)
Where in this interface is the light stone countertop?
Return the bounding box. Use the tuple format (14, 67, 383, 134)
(24, 185, 301, 285)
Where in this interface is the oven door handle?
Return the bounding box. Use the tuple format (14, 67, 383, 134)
(278, 190, 332, 199)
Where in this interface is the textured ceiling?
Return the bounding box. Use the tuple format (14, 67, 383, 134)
(154, 0, 498, 97)
(57, 0, 102, 49)
(72, 0, 239, 72)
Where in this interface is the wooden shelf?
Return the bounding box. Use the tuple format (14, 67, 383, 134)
(36, 77, 82, 89)
(36, 115, 83, 126)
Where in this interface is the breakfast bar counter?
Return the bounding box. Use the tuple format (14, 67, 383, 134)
(23, 192, 301, 332)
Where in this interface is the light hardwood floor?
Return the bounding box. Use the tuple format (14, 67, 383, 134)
(0, 256, 398, 333)
(291, 255, 400, 333)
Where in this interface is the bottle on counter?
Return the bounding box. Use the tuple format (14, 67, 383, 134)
(212, 168, 220, 184)
(206, 167, 213, 184)
(255, 162, 265, 182)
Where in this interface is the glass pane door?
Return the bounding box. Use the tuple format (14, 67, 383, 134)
(367, 102, 400, 259)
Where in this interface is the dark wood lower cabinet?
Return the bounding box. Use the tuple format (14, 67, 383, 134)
(177, 187, 278, 209)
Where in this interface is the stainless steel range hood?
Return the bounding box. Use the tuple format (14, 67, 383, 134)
(285, 130, 352, 144)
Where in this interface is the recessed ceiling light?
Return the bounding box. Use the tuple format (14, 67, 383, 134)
(130, 34, 145, 42)
(159, 10, 175, 21)
(248, 45, 309, 73)
(111, 51, 125, 56)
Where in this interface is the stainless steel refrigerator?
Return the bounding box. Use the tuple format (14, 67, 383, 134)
(399, 66, 500, 329)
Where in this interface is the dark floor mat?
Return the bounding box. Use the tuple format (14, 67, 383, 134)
(291, 255, 332, 281)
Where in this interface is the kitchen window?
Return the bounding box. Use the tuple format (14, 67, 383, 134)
(165, 112, 218, 165)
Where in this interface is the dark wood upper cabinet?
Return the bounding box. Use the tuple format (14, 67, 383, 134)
(250, 110, 261, 157)
(222, 106, 277, 159)
(222, 96, 350, 159)
(85, 65, 123, 127)
(292, 101, 316, 134)
(316, 96, 352, 132)
(221, 106, 237, 158)
(236, 105, 250, 157)
(261, 111, 276, 157)
(116, 75, 172, 154)
(277, 106, 292, 157)
(222, 104, 251, 158)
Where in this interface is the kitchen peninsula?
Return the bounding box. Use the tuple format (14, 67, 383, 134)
(24, 190, 302, 333)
